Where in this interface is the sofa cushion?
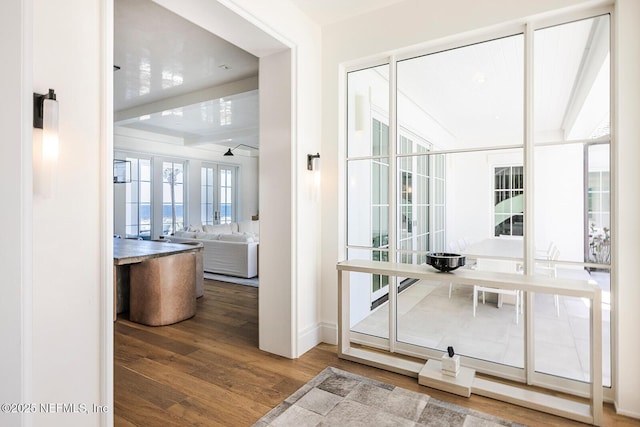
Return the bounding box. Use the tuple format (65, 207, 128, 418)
(203, 223, 233, 234)
(186, 224, 203, 232)
(174, 231, 197, 238)
(194, 232, 219, 240)
(219, 233, 254, 243)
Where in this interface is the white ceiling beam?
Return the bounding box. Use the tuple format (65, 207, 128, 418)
(183, 126, 259, 146)
(561, 17, 609, 139)
(151, 0, 289, 57)
(114, 76, 258, 121)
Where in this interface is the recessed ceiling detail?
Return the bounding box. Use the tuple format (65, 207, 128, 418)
(114, 0, 259, 147)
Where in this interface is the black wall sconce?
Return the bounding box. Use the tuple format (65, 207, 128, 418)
(307, 153, 320, 171)
(33, 88, 59, 197)
(33, 88, 58, 130)
(223, 144, 258, 156)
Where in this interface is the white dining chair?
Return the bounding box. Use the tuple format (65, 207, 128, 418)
(472, 258, 522, 324)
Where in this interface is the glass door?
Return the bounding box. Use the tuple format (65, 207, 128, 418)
(201, 164, 237, 225)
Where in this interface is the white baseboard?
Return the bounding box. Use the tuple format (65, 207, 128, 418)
(614, 400, 640, 420)
(297, 323, 322, 356)
(320, 321, 337, 345)
(297, 322, 338, 357)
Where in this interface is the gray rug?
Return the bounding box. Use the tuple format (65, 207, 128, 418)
(203, 272, 258, 287)
(253, 367, 525, 427)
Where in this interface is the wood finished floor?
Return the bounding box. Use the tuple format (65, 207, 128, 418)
(115, 280, 637, 427)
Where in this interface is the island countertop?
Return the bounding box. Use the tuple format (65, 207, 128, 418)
(113, 238, 203, 265)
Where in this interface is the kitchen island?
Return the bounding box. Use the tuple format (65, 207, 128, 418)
(113, 238, 203, 319)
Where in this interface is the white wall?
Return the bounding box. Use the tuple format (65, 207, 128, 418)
(30, 0, 106, 425)
(219, 0, 323, 357)
(321, 0, 640, 417)
(0, 1, 31, 426)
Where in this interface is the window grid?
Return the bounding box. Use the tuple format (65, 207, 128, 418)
(201, 167, 215, 226)
(125, 157, 151, 239)
(162, 161, 185, 235)
(494, 165, 524, 237)
(219, 168, 234, 224)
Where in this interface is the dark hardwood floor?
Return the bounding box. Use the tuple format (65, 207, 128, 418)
(114, 280, 637, 426)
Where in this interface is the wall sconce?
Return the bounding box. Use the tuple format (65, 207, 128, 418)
(34, 89, 59, 161)
(33, 89, 59, 197)
(307, 153, 320, 171)
(223, 143, 258, 156)
(355, 93, 366, 133)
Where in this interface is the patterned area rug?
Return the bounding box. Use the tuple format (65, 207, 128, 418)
(253, 367, 525, 427)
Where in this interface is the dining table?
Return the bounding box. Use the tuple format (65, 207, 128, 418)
(462, 238, 523, 261)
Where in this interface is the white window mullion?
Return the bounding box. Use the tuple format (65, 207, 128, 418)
(524, 21, 536, 385)
(388, 56, 398, 353)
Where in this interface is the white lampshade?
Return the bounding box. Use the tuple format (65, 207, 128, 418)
(42, 97, 59, 162)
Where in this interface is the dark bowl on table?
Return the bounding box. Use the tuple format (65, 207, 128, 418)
(426, 253, 466, 272)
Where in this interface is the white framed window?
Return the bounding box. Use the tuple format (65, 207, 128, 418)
(219, 166, 235, 224)
(201, 166, 215, 226)
(201, 164, 238, 225)
(162, 161, 185, 234)
(493, 165, 524, 237)
(344, 8, 612, 396)
(125, 157, 151, 239)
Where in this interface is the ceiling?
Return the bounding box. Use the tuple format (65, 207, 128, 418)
(114, 0, 259, 149)
(115, 1, 609, 153)
(290, 0, 408, 26)
(113, 0, 414, 150)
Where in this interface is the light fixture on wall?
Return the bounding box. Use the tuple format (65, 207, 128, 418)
(33, 89, 59, 197)
(355, 93, 366, 133)
(223, 144, 258, 156)
(34, 89, 59, 161)
(307, 153, 320, 171)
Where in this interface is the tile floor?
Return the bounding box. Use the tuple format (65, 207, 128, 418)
(352, 269, 611, 386)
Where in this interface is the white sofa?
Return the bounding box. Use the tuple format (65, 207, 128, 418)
(166, 221, 259, 278)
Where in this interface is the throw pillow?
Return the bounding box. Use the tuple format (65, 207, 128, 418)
(203, 223, 233, 234)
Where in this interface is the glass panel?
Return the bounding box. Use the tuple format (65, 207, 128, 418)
(125, 157, 152, 238)
(139, 159, 150, 181)
(347, 64, 390, 158)
(126, 181, 138, 203)
(395, 148, 525, 369)
(396, 276, 524, 368)
(533, 269, 611, 387)
(162, 161, 185, 233)
(140, 182, 150, 203)
(446, 149, 523, 259)
(534, 15, 610, 143)
(533, 15, 611, 388)
(587, 144, 611, 264)
(125, 204, 138, 230)
(201, 166, 215, 226)
(347, 249, 389, 340)
(534, 144, 594, 264)
(397, 34, 524, 153)
(347, 159, 389, 248)
(219, 168, 234, 224)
